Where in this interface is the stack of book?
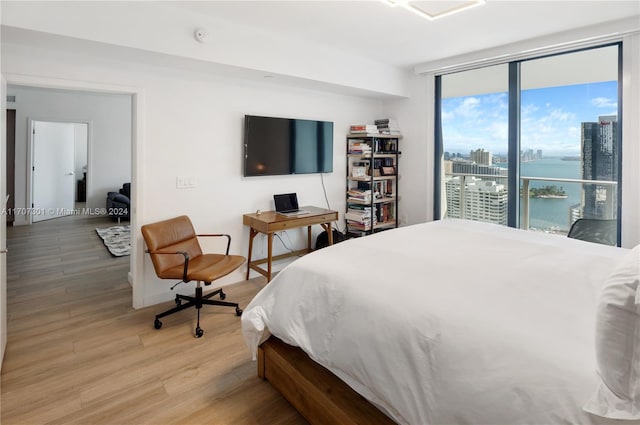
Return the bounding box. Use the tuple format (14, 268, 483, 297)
(346, 206, 375, 231)
(348, 141, 372, 155)
(375, 118, 401, 135)
(347, 188, 372, 203)
(350, 124, 378, 134)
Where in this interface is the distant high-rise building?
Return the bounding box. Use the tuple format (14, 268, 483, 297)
(581, 115, 617, 219)
(521, 149, 540, 162)
(470, 148, 492, 166)
(451, 161, 507, 177)
(569, 203, 583, 229)
(445, 176, 462, 219)
(443, 160, 453, 175)
(445, 176, 508, 225)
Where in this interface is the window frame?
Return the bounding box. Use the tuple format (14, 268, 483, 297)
(434, 42, 623, 245)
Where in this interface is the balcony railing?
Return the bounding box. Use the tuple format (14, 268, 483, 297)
(520, 176, 617, 231)
(445, 173, 618, 231)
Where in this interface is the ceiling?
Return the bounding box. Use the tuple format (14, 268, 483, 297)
(173, 1, 640, 68)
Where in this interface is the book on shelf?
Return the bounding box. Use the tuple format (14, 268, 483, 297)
(347, 188, 372, 203)
(350, 124, 378, 134)
(374, 203, 395, 223)
(348, 141, 372, 154)
(346, 206, 372, 214)
(345, 213, 370, 222)
(346, 205, 375, 228)
(374, 118, 401, 134)
(383, 180, 393, 196)
(347, 221, 372, 231)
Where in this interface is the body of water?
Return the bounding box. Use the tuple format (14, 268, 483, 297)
(498, 158, 581, 232)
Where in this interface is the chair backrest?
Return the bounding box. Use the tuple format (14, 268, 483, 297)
(567, 218, 617, 246)
(141, 215, 203, 277)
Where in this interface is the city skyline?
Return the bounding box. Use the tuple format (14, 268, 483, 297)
(442, 80, 618, 157)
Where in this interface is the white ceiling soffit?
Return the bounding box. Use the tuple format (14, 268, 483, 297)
(441, 44, 619, 99)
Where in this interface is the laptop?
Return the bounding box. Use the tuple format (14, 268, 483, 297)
(273, 193, 309, 216)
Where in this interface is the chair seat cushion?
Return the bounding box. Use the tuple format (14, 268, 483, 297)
(159, 253, 245, 282)
(109, 194, 130, 205)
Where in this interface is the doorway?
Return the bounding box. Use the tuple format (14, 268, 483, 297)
(2, 75, 142, 310)
(30, 120, 88, 222)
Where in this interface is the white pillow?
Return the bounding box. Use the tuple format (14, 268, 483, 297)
(584, 244, 640, 419)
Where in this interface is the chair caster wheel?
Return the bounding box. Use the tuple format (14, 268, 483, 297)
(195, 327, 204, 338)
(154, 318, 162, 329)
(235, 307, 243, 317)
(219, 291, 226, 300)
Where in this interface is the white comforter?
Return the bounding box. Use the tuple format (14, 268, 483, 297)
(242, 219, 630, 425)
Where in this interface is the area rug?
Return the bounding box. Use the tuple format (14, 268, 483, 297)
(96, 225, 131, 257)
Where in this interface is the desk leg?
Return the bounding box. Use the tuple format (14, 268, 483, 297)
(246, 228, 258, 280)
(320, 223, 334, 245)
(307, 226, 312, 251)
(267, 232, 273, 282)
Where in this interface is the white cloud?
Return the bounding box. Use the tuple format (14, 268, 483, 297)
(591, 97, 617, 109)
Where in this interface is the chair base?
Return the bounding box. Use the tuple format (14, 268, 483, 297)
(153, 286, 243, 338)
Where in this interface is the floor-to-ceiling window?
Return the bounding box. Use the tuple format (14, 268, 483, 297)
(435, 44, 621, 245)
(439, 64, 509, 225)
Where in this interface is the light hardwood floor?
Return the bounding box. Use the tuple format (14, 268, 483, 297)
(1, 214, 306, 425)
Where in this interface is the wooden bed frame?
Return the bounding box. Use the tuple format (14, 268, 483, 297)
(257, 336, 396, 425)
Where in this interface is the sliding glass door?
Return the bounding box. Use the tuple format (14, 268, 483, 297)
(439, 65, 509, 225)
(435, 44, 621, 245)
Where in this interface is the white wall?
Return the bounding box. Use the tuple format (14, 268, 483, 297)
(383, 73, 433, 226)
(6, 85, 131, 223)
(1, 34, 383, 307)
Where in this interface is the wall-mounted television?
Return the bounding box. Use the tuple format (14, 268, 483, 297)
(243, 115, 334, 177)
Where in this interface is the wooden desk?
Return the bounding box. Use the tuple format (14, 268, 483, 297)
(243, 206, 338, 282)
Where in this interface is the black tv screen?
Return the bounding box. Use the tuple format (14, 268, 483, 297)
(243, 115, 334, 176)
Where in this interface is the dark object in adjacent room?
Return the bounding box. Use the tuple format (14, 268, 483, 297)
(106, 182, 130, 222)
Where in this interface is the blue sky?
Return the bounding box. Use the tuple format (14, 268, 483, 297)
(442, 80, 618, 156)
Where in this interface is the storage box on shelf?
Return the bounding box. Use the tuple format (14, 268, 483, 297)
(346, 133, 401, 237)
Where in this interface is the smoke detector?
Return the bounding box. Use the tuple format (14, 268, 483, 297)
(194, 29, 208, 43)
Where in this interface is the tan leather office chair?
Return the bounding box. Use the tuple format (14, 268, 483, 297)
(141, 215, 245, 338)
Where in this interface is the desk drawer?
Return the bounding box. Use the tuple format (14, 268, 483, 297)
(269, 214, 337, 232)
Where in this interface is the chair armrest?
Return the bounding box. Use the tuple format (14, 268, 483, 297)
(197, 234, 232, 255)
(145, 250, 191, 283)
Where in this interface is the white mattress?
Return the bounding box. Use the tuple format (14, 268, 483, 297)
(242, 219, 631, 425)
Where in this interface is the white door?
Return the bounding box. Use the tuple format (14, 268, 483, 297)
(32, 121, 76, 222)
(1, 75, 8, 368)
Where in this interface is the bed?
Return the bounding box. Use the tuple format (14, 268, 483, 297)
(241, 219, 640, 424)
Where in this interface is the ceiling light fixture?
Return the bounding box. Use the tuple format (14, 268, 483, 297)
(381, 0, 486, 21)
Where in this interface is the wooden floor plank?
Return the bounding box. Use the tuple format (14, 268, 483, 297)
(1, 214, 307, 425)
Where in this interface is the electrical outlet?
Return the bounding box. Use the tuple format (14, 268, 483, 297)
(401, 214, 408, 224)
(176, 176, 196, 189)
